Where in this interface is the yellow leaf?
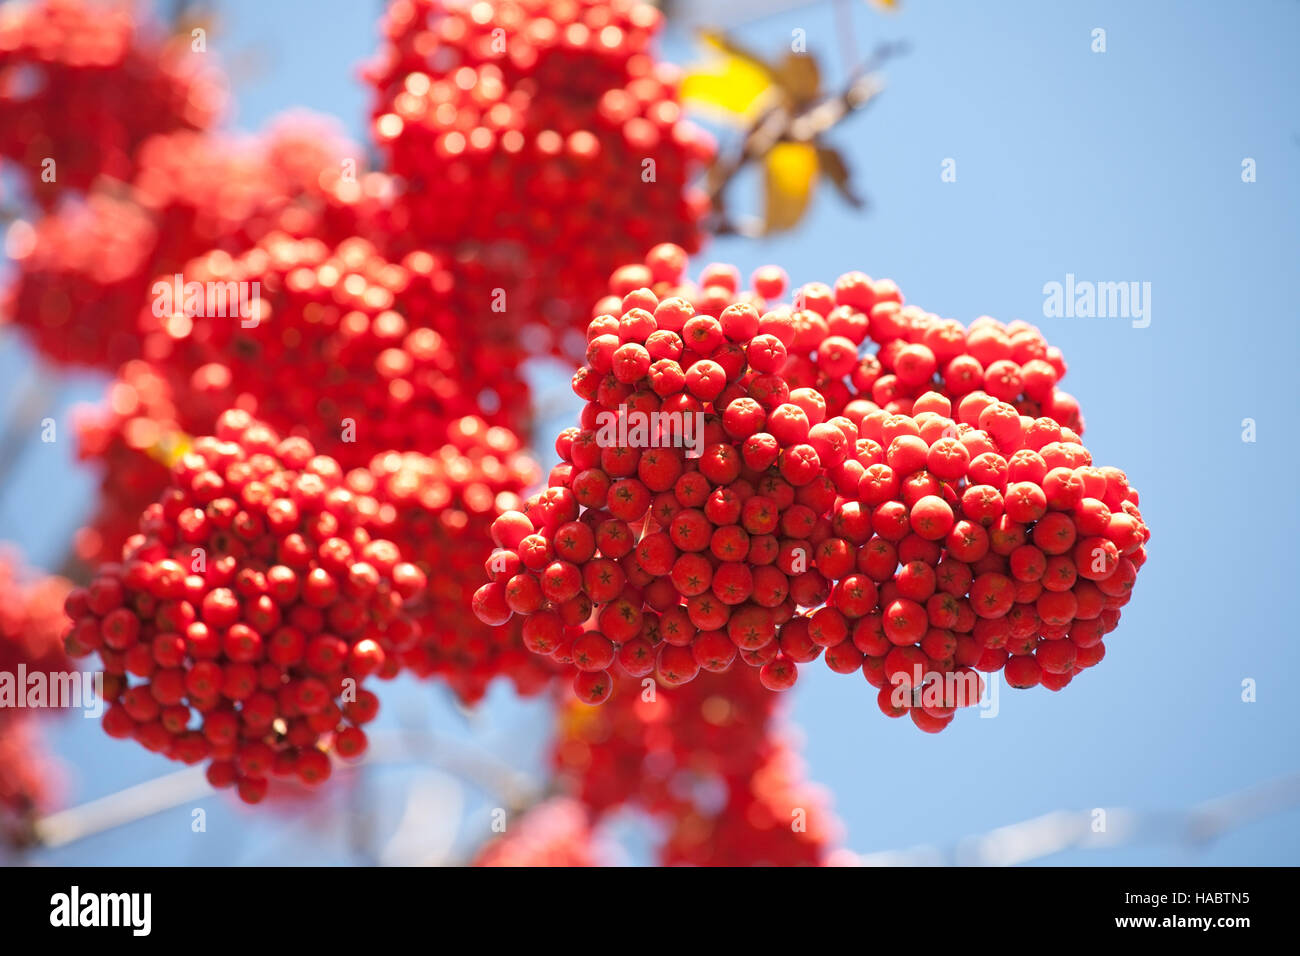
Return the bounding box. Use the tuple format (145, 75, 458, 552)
(867, 0, 902, 10)
(763, 142, 819, 234)
(681, 31, 779, 123)
(698, 30, 775, 73)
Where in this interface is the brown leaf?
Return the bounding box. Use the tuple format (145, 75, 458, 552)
(816, 144, 865, 208)
(771, 52, 822, 107)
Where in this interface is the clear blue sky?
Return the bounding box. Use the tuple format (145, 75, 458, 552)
(2, 0, 1298, 864)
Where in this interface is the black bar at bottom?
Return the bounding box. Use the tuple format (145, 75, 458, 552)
(0, 865, 1284, 942)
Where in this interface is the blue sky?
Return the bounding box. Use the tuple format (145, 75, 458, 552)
(2, 0, 1298, 864)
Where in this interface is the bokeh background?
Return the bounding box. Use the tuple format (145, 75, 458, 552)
(1, 0, 1298, 865)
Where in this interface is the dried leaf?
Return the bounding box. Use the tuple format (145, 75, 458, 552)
(816, 144, 865, 208)
(771, 52, 822, 107)
(763, 141, 819, 233)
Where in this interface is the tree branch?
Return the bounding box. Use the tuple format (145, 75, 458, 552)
(847, 773, 1300, 866)
(29, 728, 544, 851)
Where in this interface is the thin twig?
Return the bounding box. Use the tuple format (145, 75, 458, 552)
(30, 728, 543, 850)
(704, 41, 907, 233)
(849, 773, 1300, 866)
(834, 0, 861, 80)
(34, 766, 211, 850)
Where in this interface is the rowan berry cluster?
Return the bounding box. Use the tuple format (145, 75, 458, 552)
(593, 258, 1083, 433)
(62, 410, 427, 803)
(658, 736, 841, 867)
(71, 228, 536, 571)
(5, 118, 393, 369)
(342, 417, 556, 704)
(367, 0, 712, 358)
(553, 665, 779, 813)
(0, 715, 59, 849)
(0, 0, 224, 206)
(815, 395, 1146, 731)
(474, 244, 1149, 730)
(5, 191, 162, 370)
(1, 554, 74, 680)
(552, 666, 842, 865)
(473, 796, 608, 867)
(1, 557, 74, 848)
(137, 232, 531, 468)
(130, 121, 396, 262)
(72, 360, 229, 566)
(75, 365, 547, 708)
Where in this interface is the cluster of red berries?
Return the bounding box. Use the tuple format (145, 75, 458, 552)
(474, 245, 1148, 731)
(62, 410, 427, 803)
(72, 227, 536, 567)
(5, 118, 393, 369)
(472, 248, 855, 704)
(367, 0, 712, 359)
(473, 796, 609, 867)
(1, 554, 74, 679)
(0, 715, 59, 849)
(136, 232, 532, 469)
(130, 120, 396, 259)
(342, 417, 556, 704)
(0, 0, 224, 207)
(593, 255, 1083, 434)
(552, 666, 842, 865)
(658, 736, 842, 867)
(72, 360, 233, 567)
(74, 362, 548, 706)
(801, 397, 1145, 730)
(0, 556, 74, 848)
(553, 665, 777, 813)
(4, 191, 161, 370)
